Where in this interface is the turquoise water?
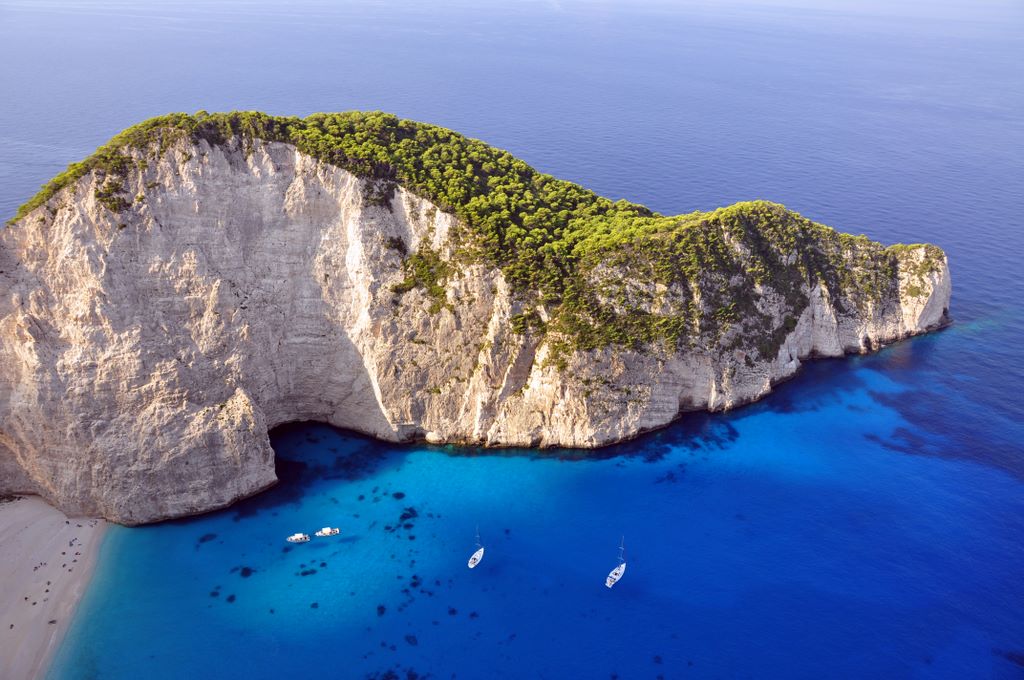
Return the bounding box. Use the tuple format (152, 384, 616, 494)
(48, 355, 1024, 678)
(1, 0, 1021, 677)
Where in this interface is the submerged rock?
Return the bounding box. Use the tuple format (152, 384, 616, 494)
(0, 112, 951, 524)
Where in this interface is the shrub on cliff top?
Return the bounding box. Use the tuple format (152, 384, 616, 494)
(8, 111, 942, 356)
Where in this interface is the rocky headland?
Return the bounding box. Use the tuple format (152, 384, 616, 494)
(0, 112, 951, 523)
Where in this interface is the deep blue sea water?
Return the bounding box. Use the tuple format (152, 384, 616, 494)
(0, 0, 1022, 677)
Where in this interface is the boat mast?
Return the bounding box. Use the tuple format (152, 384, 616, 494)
(475, 525, 482, 549)
(618, 535, 625, 564)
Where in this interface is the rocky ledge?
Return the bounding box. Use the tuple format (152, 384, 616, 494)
(0, 112, 950, 524)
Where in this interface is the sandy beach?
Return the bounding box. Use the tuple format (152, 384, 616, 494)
(0, 496, 106, 680)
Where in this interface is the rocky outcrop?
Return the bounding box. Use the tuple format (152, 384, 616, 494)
(0, 134, 950, 524)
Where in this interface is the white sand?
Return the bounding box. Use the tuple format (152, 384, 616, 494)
(0, 496, 106, 680)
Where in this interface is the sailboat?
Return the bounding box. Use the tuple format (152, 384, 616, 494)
(467, 526, 485, 569)
(605, 536, 626, 588)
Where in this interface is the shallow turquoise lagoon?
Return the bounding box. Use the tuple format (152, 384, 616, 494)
(48, 345, 1024, 678)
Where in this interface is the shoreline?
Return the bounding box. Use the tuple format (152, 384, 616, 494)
(0, 495, 106, 680)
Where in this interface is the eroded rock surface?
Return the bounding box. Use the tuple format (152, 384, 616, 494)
(0, 138, 950, 523)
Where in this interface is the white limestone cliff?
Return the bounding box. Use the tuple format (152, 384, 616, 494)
(0, 139, 951, 524)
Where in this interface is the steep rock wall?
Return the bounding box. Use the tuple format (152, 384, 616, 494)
(0, 139, 950, 523)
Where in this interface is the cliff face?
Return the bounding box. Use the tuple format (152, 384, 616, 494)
(0, 133, 950, 524)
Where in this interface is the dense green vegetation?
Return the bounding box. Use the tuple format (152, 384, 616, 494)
(392, 246, 453, 314)
(9, 111, 944, 359)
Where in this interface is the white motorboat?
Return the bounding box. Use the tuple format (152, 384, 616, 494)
(605, 536, 626, 588)
(286, 533, 310, 543)
(314, 527, 340, 537)
(467, 526, 485, 569)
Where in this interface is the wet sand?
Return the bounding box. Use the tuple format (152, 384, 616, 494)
(0, 496, 106, 680)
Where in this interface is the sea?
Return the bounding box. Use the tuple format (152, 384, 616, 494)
(0, 0, 1022, 677)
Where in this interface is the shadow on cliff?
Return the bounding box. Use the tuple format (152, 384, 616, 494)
(228, 422, 411, 521)
(228, 416, 748, 524)
(214, 326, 1024, 524)
(726, 328, 943, 419)
(222, 344, 916, 523)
